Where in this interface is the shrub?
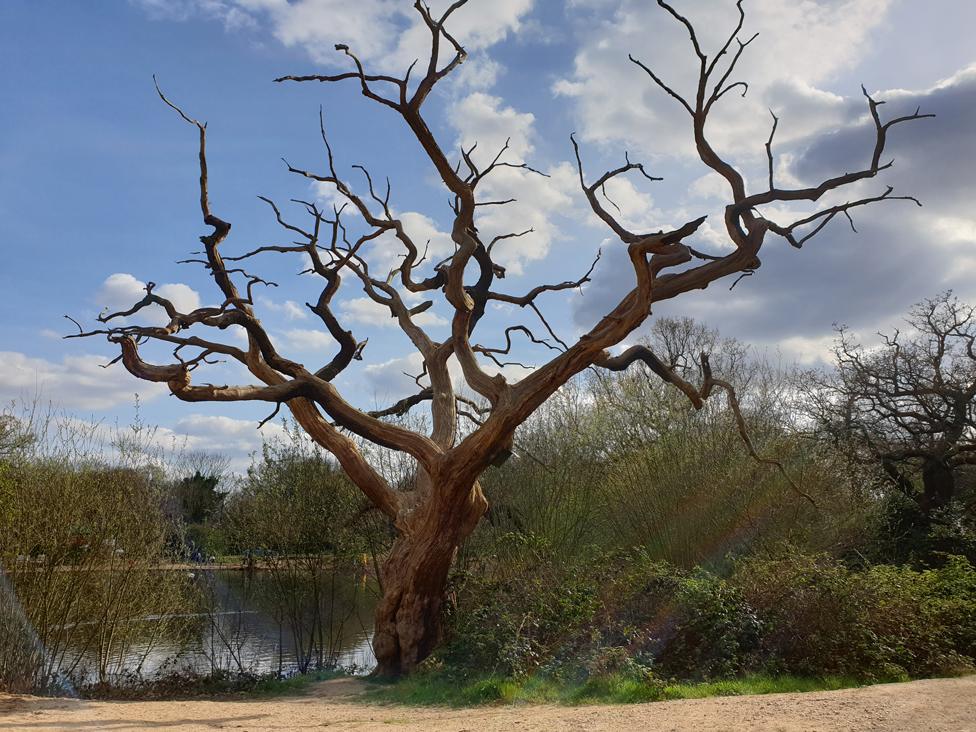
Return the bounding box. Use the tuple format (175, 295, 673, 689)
(0, 456, 194, 692)
(653, 571, 761, 680)
(440, 544, 976, 684)
(731, 551, 976, 679)
(440, 535, 603, 679)
(866, 492, 976, 567)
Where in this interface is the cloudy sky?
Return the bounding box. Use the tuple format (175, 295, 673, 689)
(1, 0, 974, 468)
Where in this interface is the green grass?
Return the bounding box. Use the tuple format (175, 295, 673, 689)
(364, 672, 873, 707)
(657, 674, 866, 700)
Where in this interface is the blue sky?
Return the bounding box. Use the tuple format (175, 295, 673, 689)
(1, 0, 974, 467)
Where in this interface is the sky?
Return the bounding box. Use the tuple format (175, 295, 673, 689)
(1, 0, 974, 469)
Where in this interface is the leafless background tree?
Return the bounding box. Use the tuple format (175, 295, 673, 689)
(803, 292, 976, 515)
(69, 0, 930, 675)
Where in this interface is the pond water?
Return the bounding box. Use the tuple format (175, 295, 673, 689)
(67, 568, 378, 685)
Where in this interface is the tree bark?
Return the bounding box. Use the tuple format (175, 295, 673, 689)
(921, 457, 955, 514)
(371, 482, 488, 678)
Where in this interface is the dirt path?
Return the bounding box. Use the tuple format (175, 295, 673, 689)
(1, 676, 974, 731)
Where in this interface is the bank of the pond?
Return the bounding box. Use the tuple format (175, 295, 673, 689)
(3, 675, 974, 731)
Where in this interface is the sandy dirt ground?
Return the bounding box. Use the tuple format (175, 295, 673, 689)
(1, 676, 974, 731)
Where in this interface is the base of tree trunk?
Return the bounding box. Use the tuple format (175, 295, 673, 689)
(370, 484, 487, 678)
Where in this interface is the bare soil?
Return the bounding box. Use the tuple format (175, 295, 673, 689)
(1, 675, 973, 731)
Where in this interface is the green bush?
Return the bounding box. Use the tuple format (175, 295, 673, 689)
(439, 545, 976, 684)
(654, 571, 761, 680)
(866, 492, 976, 567)
(731, 552, 976, 679)
(440, 534, 601, 679)
(730, 552, 878, 677)
(925, 555, 976, 659)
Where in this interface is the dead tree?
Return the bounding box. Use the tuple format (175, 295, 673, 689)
(68, 1, 930, 676)
(806, 293, 976, 514)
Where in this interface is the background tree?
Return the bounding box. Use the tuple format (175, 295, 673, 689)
(470, 319, 865, 571)
(174, 472, 226, 525)
(222, 424, 376, 558)
(806, 293, 976, 512)
(802, 293, 976, 563)
(217, 429, 385, 674)
(162, 452, 231, 558)
(0, 418, 191, 693)
(69, 1, 930, 676)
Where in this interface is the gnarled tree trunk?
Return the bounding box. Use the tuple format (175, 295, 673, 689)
(371, 482, 488, 677)
(921, 457, 955, 514)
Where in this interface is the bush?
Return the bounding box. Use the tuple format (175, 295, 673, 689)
(730, 552, 878, 677)
(440, 534, 601, 679)
(731, 551, 976, 679)
(0, 433, 195, 692)
(653, 571, 761, 680)
(925, 555, 976, 659)
(439, 545, 976, 684)
(866, 492, 976, 567)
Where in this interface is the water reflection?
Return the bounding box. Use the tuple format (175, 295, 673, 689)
(72, 568, 378, 684)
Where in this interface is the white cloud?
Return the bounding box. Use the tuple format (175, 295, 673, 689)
(454, 56, 503, 91)
(584, 174, 661, 234)
(932, 215, 976, 246)
(96, 273, 202, 327)
(91, 412, 291, 472)
(930, 215, 976, 286)
(172, 413, 286, 460)
(556, 0, 890, 161)
(259, 296, 309, 321)
(362, 352, 432, 401)
(97, 272, 151, 313)
(157, 282, 201, 312)
(0, 351, 166, 410)
(259, 0, 403, 65)
(311, 181, 349, 214)
(427, 0, 533, 52)
(776, 334, 837, 366)
(311, 181, 458, 280)
(576, 61, 976, 360)
(448, 91, 583, 274)
(474, 161, 581, 275)
(338, 297, 448, 330)
(281, 328, 336, 352)
(453, 92, 535, 167)
(386, 0, 533, 73)
(688, 171, 739, 203)
(135, 0, 533, 75)
(359, 210, 457, 276)
(307, 83, 580, 298)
